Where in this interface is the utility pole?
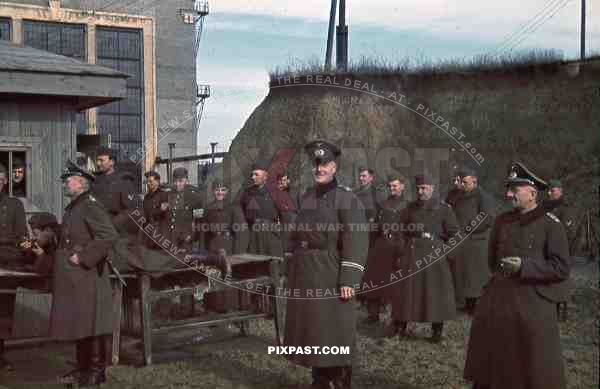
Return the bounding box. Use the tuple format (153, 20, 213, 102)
(210, 142, 218, 166)
(581, 0, 586, 60)
(325, 0, 338, 70)
(336, 0, 348, 71)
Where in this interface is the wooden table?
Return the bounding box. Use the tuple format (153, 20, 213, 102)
(127, 253, 284, 366)
(1, 253, 284, 367)
(0, 268, 125, 365)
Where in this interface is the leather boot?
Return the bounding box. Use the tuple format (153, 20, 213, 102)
(59, 338, 89, 384)
(0, 339, 13, 371)
(385, 320, 407, 338)
(81, 336, 107, 387)
(364, 300, 380, 324)
(466, 298, 478, 315)
(332, 366, 352, 389)
(429, 322, 443, 343)
(311, 367, 330, 389)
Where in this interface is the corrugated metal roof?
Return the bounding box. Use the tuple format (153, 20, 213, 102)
(0, 40, 128, 78)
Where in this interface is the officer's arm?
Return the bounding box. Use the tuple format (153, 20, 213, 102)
(231, 204, 249, 254)
(487, 220, 500, 271)
(337, 194, 369, 288)
(442, 205, 460, 240)
(471, 192, 496, 234)
(79, 203, 120, 269)
(519, 219, 570, 283)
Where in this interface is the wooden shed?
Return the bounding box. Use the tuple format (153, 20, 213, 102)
(0, 40, 128, 218)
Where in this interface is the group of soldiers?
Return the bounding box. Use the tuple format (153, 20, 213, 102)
(0, 141, 578, 389)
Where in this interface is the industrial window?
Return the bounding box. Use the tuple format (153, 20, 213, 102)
(23, 20, 88, 134)
(96, 27, 144, 188)
(0, 18, 10, 41)
(0, 150, 28, 199)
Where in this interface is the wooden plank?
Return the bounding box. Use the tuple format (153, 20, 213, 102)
(139, 273, 153, 366)
(152, 313, 269, 336)
(111, 280, 123, 366)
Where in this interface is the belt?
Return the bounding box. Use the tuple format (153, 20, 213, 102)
(297, 240, 327, 251)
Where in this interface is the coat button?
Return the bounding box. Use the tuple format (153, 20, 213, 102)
(171, 218, 175, 222)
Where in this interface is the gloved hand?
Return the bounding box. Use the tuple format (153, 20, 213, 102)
(499, 256, 522, 276)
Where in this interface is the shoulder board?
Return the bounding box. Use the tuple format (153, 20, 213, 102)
(337, 185, 352, 192)
(545, 212, 561, 223)
(88, 194, 97, 202)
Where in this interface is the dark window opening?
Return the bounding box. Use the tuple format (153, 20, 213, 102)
(23, 20, 88, 134)
(0, 150, 28, 198)
(0, 17, 10, 41)
(96, 27, 144, 189)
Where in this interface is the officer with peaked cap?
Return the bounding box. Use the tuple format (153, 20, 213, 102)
(388, 173, 459, 342)
(464, 162, 570, 389)
(449, 164, 495, 314)
(284, 140, 368, 389)
(361, 174, 407, 324)
(239, 158, 284, 256)
(52, 160, 120, 387)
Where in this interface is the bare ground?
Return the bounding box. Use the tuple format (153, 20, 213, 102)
(0, 260, 597, 389)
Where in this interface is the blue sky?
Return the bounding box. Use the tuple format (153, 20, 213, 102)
(196, 0, 599, 154)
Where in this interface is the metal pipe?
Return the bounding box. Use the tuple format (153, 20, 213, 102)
(325, 0, 338, 70)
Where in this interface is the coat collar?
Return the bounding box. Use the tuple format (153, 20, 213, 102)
(65, 191, 92, 210)
(499, 204, 545, 226)
(316, 178, 338, 197)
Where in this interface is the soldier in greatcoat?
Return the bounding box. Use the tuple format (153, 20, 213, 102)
(464, 162, 570, 389)
(361, 175, 407, 324)
(0, 164, 27, 371)
(53, 161, 119, 387)
(240, 160, 284, 257)
(543, 179, 577, 321)
(449, 166, 495, 314)
(199, 180, 246, 257)
(284, 141, 368, 389)
(133, 167, 229, 274)
(388, 174, 459, 343)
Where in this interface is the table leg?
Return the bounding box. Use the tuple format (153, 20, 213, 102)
(270, 260, 284, 346)
(139, 274, 153, 366)
(111, 280, 123, 365)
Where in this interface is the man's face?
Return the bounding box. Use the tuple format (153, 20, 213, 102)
(147, 176, 160, 193)
(461, 176, 478, 193)
(13, 167, 24, 184)
(416, 184, 434, 201)
(63, 176, 85, 198)
(388, 180, 404, 197)
(506, 184, 536, 210)
(174, 178, 187, 192)
(358, 170, 373, 188)
(548, 187, 562, 201)
(0, 174, 6, 192)
(278, 175, 290, 191)
(32, 228, 53, 246)
(251, 169, 267, 186)
(452, 176, 461, 189)
(312, 160, 336, 185)
(95, 155, 113, 173)
(213, 187, 229, 201)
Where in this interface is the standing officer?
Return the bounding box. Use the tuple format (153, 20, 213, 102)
(284, 141, 368, 389)
(451, 166, 495, 314)
(464, 162, 570, 389)
(543, 179, 576, 322)
(362, 175, 406, 324)
(354, 167, 384, 248)
(543, 179, 577, 249)
(389, 174, 459, 342)
(53, 161, 119, 387)
(91, 146, 137, 235)
(0, 163, 27, 371)
(199, 180, 246, 257)
(141, 171, 168, 250)
(240, 160, 283, 256)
